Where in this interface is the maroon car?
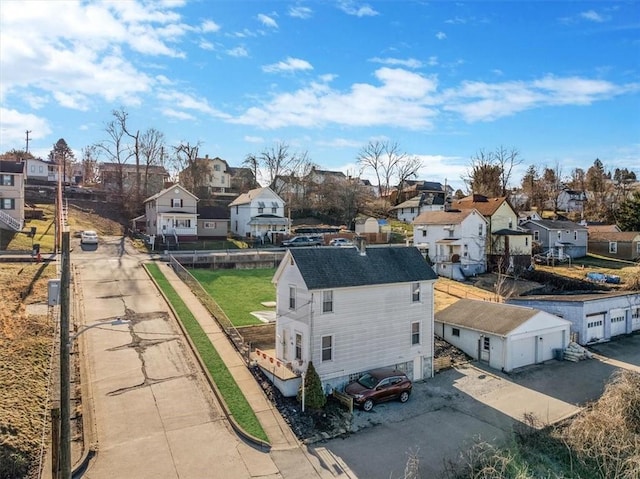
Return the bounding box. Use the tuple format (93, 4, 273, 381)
(344, 369, 412, 412)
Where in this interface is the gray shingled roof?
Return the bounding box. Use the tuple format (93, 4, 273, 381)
(435, 299, 538, 336)
(524, 219, 587, 230)
(289, 246, 437, 290)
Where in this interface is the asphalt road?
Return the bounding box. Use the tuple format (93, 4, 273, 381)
(316, 335, 640, 479)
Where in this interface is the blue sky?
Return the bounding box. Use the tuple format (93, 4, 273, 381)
(1, 0, 638, 191)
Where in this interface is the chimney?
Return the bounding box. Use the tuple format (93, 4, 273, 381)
(355, 236, 366, 256)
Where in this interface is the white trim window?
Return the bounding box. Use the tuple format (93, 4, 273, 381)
(295, 333, 302, 360)
(289, 286, 296, 310)
(411, 321, 420, 345)
(412, 282, 420, 302)
(321, 335, 333, 362)
(171, 198, 183, 208)
(322, 290, 333, 313)
(533, 231, 540, 241)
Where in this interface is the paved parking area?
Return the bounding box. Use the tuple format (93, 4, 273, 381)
(318, 334, 640, 479)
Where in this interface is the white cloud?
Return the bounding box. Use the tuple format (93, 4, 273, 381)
(444, 75, 636, 122)
(263, 57, 313, 73)
(436, 31, 447, 40)
(0, 108, 52, 147)
(227, 46, 249, 57)
(580, 10, 605, 22)
(162, 108, 196, 121)
(317, 138, 362, 148)
(289, 6, 313, 19)
(53, 92, 90, 111)
(200, 20, 221, 33)
(231, 68, 439, 129)
(157, 91, 230, 118)
(244, 135, 265, 143)
(338, 1, 379, 17)
(427, 56, 439, 67)
(369, 57, 423, 69)
(257, 13, 278, 29)
(199, 39, 215, 51)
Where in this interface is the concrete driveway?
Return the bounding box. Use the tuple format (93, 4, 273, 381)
(319, 336, 636, 479)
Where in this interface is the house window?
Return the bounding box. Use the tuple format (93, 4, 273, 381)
(39, 166, 43, 173)
(483, 336, 490, 351)
(411, 322, 420, 345)
(412, 283, 420, 302)
(175, 219, 191, 228)
(0, 199, 15, 209)
(272, 207, 277, 214)
(321, 335, 333, 362)
(609, 242, 618, 254)
(410, 207, 415, 213)
(30, 165, 35, 172)
(557, 231, 562, 240)
(632, 308, 640, 319)
(322, 290, 333, 313)
(573, 231, 578, 241)
(452, 328, 460, 337)
(236, 206, 239, 214)
(508, 219, 513, 229)
(204, 221, 216, 228)
(463, 244, 468, 257)
(258, 201, 265, 214)
(289, 287, 296, 310)
(422, 229, 426, 237)
(1, 174, 14, 186)
(533, 231, 539, 241)
(214, 164, 220, 171)
(172, 198, 183, 208)
(478, 224, 483, 237)
(525, 237, 529, 246)
(295, 333, 302, 360)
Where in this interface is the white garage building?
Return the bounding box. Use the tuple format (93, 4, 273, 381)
(435, 299, 571, 372)
(507, 291, 640, 345)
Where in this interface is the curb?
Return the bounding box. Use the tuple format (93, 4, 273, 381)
(142, 263, 271, 451)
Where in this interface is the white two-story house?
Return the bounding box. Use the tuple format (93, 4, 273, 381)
(450, 195, 532, 272)
(413, 209, 488, 280)
(143, 184, 198, 245)
(272, 245, 438, 395)
(228, 186, 289, 240)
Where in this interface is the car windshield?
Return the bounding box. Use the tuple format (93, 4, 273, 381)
(357, 373, 378, 389)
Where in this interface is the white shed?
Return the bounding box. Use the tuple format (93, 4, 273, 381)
(435, 299, 571, 372)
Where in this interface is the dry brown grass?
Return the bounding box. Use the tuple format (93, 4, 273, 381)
(0, 263, 56, 478)
(563, 370, 640, 479)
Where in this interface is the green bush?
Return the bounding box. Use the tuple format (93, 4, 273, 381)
(297, 361, 326, 410)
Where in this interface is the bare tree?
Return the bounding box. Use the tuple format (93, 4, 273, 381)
(395, 155, 423, 204)
(357, 141, 386, 197)
(463, 149, 502, 197)
(95, 117, 133, 198)
(171, 141, 202, 193)
(494, 146, 523, 196)
(81, 145, 99, 185)
(541, 164, 563, 213)
(139, 128, 165, 197)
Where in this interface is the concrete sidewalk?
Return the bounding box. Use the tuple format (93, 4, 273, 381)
(159, 263, 352, 478)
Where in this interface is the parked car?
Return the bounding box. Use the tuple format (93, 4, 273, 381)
(344, 369, 412, 412)
(282, 235, 323, 247)
(329, 238, 354, 247)
(80, 230, 99, 244)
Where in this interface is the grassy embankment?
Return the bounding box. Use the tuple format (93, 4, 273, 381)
(145, 263, 268, 443)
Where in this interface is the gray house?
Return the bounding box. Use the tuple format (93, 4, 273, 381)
(507, 292, 640, 345)
(521, 219, 588, 259)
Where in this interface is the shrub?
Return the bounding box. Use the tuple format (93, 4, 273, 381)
(297, 361, 326, 410)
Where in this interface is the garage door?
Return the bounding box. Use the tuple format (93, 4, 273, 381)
(586, 313, 605, 343)
(610, 309, 627, 337)
(510, 337, 536, 370)
(632, 308, 640, 332)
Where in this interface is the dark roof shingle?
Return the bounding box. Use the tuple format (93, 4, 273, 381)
(289, 246, 437, 290)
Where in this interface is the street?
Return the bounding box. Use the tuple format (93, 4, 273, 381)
(72, 236, 280, 478)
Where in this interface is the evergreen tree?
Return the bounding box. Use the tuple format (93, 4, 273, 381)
(297, 361, 326, 410)
(615, 191, 640, 232)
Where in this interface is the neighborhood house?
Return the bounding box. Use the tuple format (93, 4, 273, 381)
(229, 186, 289, 241)
(271, 245, 438, 396)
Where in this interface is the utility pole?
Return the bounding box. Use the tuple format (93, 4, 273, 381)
(25, 130, 32, 153)
(59, 230, 71, 478)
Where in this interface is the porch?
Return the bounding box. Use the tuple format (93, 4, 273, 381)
(252, 348, 301, 397)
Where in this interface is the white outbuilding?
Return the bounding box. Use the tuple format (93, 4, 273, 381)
(435, 299, 571, 372)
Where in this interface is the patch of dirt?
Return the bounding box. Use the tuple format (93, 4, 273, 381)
(435, 337, 472, 364)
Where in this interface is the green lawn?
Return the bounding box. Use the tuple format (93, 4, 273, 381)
(189, 268, 277, 327)
(145, 263, 268, 443)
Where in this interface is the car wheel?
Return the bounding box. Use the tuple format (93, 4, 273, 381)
(363, 399, 374, 412)
(399, 391, 410, 403)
